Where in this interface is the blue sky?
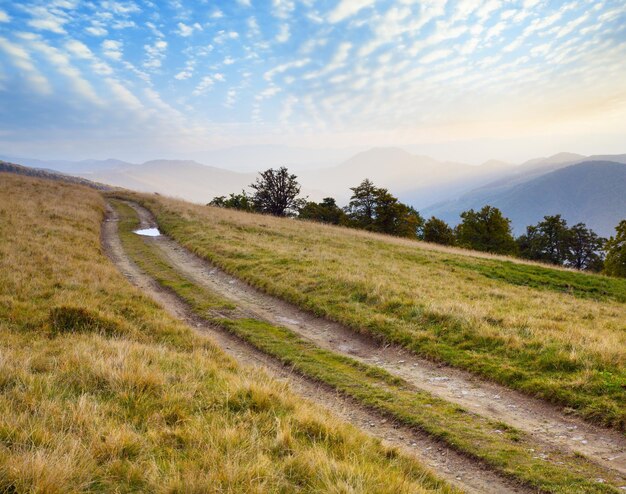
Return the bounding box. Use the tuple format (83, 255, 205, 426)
(0, 0, 625, 163)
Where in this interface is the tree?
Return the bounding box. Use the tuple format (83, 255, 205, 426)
(372, 189, 424, 238)
(423, 216, 455, 245)
(604, 220, 626, 277)
(518, 215, 571, 265)
(567, 223, 605, 271)
(209, 191, 254, 212)
(345, 178, 378, 229)
(250, 167, 306, 217)
(299, 197, 347, 225)
(456, 205, 517, 254)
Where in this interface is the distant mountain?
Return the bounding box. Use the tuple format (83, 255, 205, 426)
(0, 155, 134, 175)
(299, 147, 516, 208)
(77, 160, 257, 204)
(0, 160, 112, 191)
(424, 161, 626, 237)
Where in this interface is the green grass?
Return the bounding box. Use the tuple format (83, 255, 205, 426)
(0, 173, 456, 494)
(112, 198, 625, 494)
(442, 257, 626, 303)
(109, 192, 626, 430)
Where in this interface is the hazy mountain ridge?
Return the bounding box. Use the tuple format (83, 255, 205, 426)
(424, 160, 626, 237)
(6, 149, 626, 236)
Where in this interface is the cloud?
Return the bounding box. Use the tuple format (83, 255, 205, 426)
(177, 22, 202, 37)
(86, 21, 108, 36)
(24, 36, 102, 105)
(272, 0, 295, 19)
(0, 10, 10, 22)
(420, 48, 453, 64)
(256, 86, 281, 100)
(102, 39, 123, 60)
(105, 77, 143, 109)
(0, 36, 51, 94)
(144, 39, 167, 69)
(264, 58, 311, 81)
(237, 0, 251, 6)
(65, 39, 93, 59)
(193, 75, 214, 96)
(27, 6, 69, 34)
(328, 0, 374, 23)
(276, 24, 290, 43)
(214, 30, 239, 44)
(174, 70, 192, 80)
(225, 88, 236, 107)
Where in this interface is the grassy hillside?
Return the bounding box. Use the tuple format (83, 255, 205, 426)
(115, 192, 626, 430)
(0, 174, 453, 493)
(111, 199, 625, 493)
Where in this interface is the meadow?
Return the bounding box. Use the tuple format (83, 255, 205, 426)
(0, 173, 454, 493)
(111, 198, 625, 494)
(115, 192, 626, 430)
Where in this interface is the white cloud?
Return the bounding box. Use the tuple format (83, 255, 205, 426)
(328, 0, 374, 23)
(257, 86, 281, 99)
(177, 22, 202, 37)
(64, 39, 113, 75)
(0, 37, 51, 94)
(144, 39, 167, 69)
(105, 77, 143, 110)
(211, 9, 224, 19)
(86, 22, 108, 36)
(214, 30, 239, 44)
(237, 0, 251, 6)
(272, 0, 295, 19)
(276, 24, 290, 43)
(27, 6, 69, 34)
(175, 70, 192, 80)
(193, 75, 214, 96)
(25, 36, 102, 105)
(102, 39, 123, 60)
(264, 58, 311, 81)
(420, 48, 453, 64)
(247, 16, 260, 37)
(225, 88, 236, 107)
(0, 10, 10, 22)
(65, 40, 93, 59)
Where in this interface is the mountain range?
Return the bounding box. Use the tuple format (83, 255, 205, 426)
(3, 148, 625, 237)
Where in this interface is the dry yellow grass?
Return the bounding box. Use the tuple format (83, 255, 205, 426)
(116, 192, 626, 428)
(0, 173, 454, 493)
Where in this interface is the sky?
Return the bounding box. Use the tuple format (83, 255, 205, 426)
(0, 0, 625, 165)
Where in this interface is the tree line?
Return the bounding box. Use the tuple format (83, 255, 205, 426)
(209, 167, 626, 278)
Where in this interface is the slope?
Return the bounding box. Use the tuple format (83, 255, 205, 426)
(114, 190, 626, 430)
(0, 172, 453, 493)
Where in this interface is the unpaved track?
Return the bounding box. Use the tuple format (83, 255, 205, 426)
(122, 200, 626, 479)
(102, 203, 534, 494)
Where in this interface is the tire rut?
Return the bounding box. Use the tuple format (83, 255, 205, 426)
(102, 202, 537, 494)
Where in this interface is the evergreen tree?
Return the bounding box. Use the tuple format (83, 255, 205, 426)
(423, 216, 455, 245)
(604, 220, 626, 277)
(456, 205, 517, 254)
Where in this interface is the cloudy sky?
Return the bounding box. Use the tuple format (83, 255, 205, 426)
(0, 0, 625, 164)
